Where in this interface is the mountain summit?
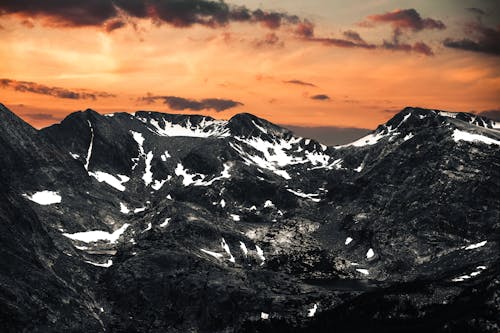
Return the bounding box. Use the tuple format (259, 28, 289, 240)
(0, 104, 499, 332)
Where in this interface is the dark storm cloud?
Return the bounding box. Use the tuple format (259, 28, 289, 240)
(0, 0, 305, 30)
(443, 23, 500, 56)
(0, 78, 116, 100)
(138, 94, 243, 112)
(284, 80, 317, 87)
(283, 125, 371, 146)
(310, 94, 330, 101)
(476, 109, 500, 121)
(361, 8, 446, 31)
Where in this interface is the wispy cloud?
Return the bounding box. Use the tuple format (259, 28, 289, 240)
(443, 23, 500, 56)
(284, 80, 317, 87)
(0, 79, 115, 100)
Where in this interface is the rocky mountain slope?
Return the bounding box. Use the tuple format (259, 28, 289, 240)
(0, 103, 499, 332)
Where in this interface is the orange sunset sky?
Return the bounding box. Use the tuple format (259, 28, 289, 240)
(1, 0, 499, 142)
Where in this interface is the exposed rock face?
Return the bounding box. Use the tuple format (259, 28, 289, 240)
(0, 103, 498, 332)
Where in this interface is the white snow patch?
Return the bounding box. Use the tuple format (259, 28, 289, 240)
(260, 312, 269, 320)
(366, 248, 375, 259)
(463, 240, 487, 250)
(130, 131, 145, 170)
(239, 241, 248, 256)
(24, 191, 62, 205)
(356, 268, 369, 275)
(85, 259, 113, 268)
(345, 237, 353, 245)
(167, 194, 173, 200)
(120, 202, 130, 214)
(84, 120, 94, 170)
(307, 304, 318, 318)
(255, 245, 266, 265)
(452, 129, 500, 146)
(452, 266, 487, 282)
(230, 214, 241, 221)
(142, 151, 154, 186)
(403, 133, 414, 141)
(69, 152, 80, 159)
(200, 249, 224, 259)
(89, 171, 129, 191)
(160, 218, 171, 227)
(175, 162, 232, 186)
(142, 223, 152, 233)
(152, 179, 169, 190)
(286, 189, 321, 202)
(63, 224, 129, 243)
(264, 200, 274, 208)
(220, 199, 226, 208)
(140, 117, 230, 138)
(160, 150, 171, 161)
(134, 207, 147, 213)
(221, 238, 235, 263)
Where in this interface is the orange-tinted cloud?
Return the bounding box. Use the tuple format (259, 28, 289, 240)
(0, 79, 116, 100)
(362, 8, 446, 31)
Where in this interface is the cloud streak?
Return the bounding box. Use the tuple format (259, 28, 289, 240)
(443, 23, 500, 56)
(310, 94, 330, 100)
(138, 94, 243, 112)
(0, 0, 305, 31)
(0, 79, 115, 100)
(284, 80, 317, 87)
(361, 8, 446, 31)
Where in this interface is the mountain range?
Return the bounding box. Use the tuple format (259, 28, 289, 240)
(0, 103, 498, 332)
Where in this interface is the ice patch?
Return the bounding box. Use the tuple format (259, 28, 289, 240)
(261, 312, 269, 320)
(69, 152, 80, 159)
(24, 191, 62, 205)
(345, 237, 353, 245)
(463, 240, 487, 250)
(366, 248, 375, 259)
(89, 171, 129, 191)
(220, 199, 226, 208)
(230, 214, 241, 221)
(63, 224, 129, 243)
(452, 129, 500, 146)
